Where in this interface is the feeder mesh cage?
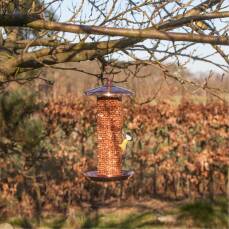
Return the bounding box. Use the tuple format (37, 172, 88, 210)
(97, 96, 123, 176)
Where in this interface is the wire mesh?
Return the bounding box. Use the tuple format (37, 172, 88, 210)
(96, 96, 123, 176)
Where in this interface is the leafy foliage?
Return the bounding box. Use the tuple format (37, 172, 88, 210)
(0, 92, 228, 219)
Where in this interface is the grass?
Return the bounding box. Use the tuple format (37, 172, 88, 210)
(178, 197, 228, 228)
(81, 211, 159, 229)
(2, 197, 228, 229)
(9, 217, 33, 228)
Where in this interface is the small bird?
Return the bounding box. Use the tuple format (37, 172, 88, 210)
(119, 132, 132, 152)
(193, 20, 219, 35)
(194, 20, 210, 30)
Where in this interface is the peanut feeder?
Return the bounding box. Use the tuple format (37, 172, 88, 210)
(84, 81, 134, 182)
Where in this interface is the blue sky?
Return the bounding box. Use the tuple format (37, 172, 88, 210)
(50, 0, 228, 74)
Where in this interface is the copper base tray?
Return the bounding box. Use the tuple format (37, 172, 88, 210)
(84, 170, 134, 182)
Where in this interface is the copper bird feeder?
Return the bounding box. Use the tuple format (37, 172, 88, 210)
(84, 80, 134, 182)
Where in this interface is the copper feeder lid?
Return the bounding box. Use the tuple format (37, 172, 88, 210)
(85, 82, 134, 97)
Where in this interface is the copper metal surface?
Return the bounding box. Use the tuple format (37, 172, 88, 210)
(85, 84, 134, 97)
(84, 170, 134, 182)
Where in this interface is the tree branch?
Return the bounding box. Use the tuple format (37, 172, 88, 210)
(0, 17, 227, 46)
(159, 11, 229, 30)
(0, 14, 41, 26)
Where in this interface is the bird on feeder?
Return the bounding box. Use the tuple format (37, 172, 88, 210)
(119, 132, 132, 153)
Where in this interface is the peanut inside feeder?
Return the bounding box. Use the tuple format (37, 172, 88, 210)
(84, 82, 134, 182)
(97, 96, 123, 176)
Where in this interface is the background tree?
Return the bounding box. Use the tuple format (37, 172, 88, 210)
(0, 0, 228, 97)
(0, 87, 49, 221)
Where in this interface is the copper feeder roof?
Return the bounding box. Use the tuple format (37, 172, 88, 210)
(85, 83, 134, 97)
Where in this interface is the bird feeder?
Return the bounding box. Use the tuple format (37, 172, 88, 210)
(84, 80, 134, 182)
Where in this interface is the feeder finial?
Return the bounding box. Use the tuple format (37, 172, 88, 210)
(106, 78, 112, 94)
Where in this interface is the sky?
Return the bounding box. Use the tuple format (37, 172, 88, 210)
(50, 0, 229, 75)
